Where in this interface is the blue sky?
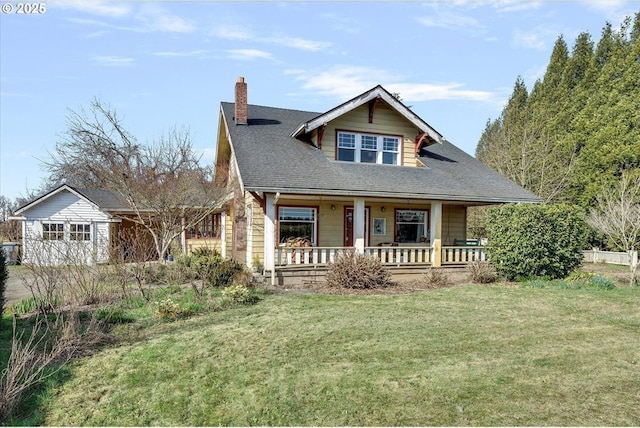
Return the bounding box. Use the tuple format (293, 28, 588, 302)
(1, 0, 638, 202)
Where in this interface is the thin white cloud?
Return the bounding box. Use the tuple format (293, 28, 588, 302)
(513, 27, 558, 51)
(210, 23, 330, 52)
(136, 4, 196, 34)
(416, 10, 486, 34)
(152, 50, 209, 58)
(268, 37, 332, 52)
(93, 56, 134, 66)
(58, 2, 195, 34)
(225, 49, 273, 61)
(210, 24, 254, 40)
(288, 66, 397, 100)
(288, 66, 497, 103)
(50, 0, 131, 18)
(389, 83, 496, 103)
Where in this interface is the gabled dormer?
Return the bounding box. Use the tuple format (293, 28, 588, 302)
(291, 85, 445, 166)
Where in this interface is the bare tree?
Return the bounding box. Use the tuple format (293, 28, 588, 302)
(588, 170, 640, 286)
(0, 196, 20, 242)
(45, 98, 228, 261)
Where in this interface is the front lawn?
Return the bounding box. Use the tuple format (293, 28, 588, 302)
(34, 284, 640, 426)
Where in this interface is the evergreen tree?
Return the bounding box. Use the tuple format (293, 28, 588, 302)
(477, 12, 640, 209)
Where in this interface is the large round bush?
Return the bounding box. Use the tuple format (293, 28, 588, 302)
(486, 203, 588, 280)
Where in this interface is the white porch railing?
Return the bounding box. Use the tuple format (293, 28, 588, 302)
(441, 246, 487, 265)
(275, 245, 486, 267)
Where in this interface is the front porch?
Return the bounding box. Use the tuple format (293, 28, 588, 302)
(275, 244, 487, 267)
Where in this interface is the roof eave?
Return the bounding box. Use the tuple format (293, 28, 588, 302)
(244, 186, 540, 204)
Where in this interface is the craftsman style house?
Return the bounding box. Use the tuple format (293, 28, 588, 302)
(10, 78, 539, 277)
(208, 77, 539, 281)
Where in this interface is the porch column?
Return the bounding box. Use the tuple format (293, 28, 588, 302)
(430, 201, 442, 267)
(264, 193, 276, 274)
(354, 197, 366, 253)
(220, 212, 227, 258)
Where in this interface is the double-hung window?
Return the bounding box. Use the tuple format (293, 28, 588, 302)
(278, 207, 317, 245)
(70, 224, 91, 241)
(42, 223, 64, 240)
(337, 132, 400, 165)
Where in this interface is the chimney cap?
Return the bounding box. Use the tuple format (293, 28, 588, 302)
(237, 76, 245, 83)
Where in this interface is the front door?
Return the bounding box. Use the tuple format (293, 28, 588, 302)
(344, 207, 370, 247)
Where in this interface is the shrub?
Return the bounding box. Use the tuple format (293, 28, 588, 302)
(325, 249, 392, 289)
(209, 259, 246, 288)
(221, 284, 254, 304)
(419, 268, 452, 288)
(486, 203, 588, 280)
(467, 261, 498, 284)
(154, 298, 185, 321)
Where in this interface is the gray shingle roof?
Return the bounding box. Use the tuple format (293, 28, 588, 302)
(14, 184, 130, 215)
(221, 102, 540, 204)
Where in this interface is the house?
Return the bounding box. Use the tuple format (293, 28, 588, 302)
(11, 184, 226, 266)
(11, 185, 126, 265)
(213, 77, 540, 283)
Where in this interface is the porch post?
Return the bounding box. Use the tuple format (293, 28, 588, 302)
(354, 197, 366, 253)
(430, 201, 442, 267)
(220, 212, 227, 258)
(264, 193, 276, 281)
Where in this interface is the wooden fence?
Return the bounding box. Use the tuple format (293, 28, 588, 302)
(582, 248, 638, 267)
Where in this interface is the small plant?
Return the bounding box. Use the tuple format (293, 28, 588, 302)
(221, 284, 251, 303)
(419, 268, 452, 288)
(588, 275, 615, 289)
(467, 261, 498, 284)
(154, 298, 185, 321)
(325, 249, 392, 289)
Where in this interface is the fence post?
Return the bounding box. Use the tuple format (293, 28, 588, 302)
(631, 250, 638, 270)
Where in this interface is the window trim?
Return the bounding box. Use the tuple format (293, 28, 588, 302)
(393, 209, 430, 243)
(277, 205, 318, 246)
(336, 130, 402, 165)
(69, 223, 91, 241)
(42, 222, 65, 241)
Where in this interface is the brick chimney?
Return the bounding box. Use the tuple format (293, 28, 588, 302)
(234, 76, 248, 125)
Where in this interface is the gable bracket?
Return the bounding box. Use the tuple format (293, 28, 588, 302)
(317, 123, 327, 148)
(249, 191, 266, 213)
(415, 132, 429, 156)
(368, 96, 381, 123)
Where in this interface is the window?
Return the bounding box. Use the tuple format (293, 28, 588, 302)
(70, 224, 91, 241)
(395, 210, 428, 243)
(278, 207, 316, 245)
(337, 132, 400, 165)
(42, 223, 64, 240)
(187, 213, 222, 239)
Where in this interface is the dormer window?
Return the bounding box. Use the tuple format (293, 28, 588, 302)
(337, 131, 400, 165)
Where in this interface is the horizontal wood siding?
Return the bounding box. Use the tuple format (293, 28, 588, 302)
(247, 192, 264, 267)
(23, 190, 112, 222)
(319, 103, 419, 166)
(442, 205, 466, 245)
(187, 238, 223, 253)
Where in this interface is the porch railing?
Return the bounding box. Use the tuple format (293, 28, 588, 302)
(275, 245, 486, 267)
(441, 246, 487, 264)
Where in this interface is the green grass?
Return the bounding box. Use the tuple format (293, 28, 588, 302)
(33, 285, 640, 426)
